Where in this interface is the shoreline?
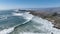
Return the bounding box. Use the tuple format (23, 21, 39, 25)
(29, 11, 60, 29)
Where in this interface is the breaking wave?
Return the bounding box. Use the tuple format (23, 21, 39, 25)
(0, 27, 14, 34)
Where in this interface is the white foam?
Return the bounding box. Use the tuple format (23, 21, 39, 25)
(22, 12, 34, 20)
(22, 14, 34, 24)
(0, 27, 14, 34)
(19, 32, 51, 34)
(12, 13, 23, 16)
(32, 16, 60, 34)
(0, 15, 7, 20)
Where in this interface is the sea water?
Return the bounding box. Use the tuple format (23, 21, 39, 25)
(0, 10, 60, 34)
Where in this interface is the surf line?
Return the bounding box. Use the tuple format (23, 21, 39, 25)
(14, 16, 34, 28)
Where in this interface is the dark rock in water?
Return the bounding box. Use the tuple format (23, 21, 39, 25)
(51, 32, 53, 34)
(53, 26, 60, 29)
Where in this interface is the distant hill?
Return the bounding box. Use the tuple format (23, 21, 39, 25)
(27, 7, 60, 13)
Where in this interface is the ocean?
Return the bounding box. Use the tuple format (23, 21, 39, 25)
(0, 10, 60, 34)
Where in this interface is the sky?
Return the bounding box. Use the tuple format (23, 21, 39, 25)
(0, 0, 60, 10)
